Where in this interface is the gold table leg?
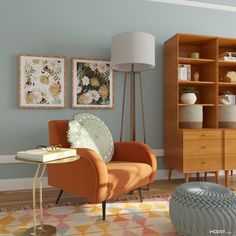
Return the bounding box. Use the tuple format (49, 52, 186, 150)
(23, 163, 56, 236)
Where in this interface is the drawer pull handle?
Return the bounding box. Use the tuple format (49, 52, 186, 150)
(201, 134, 206, 137)
(201, 146, 206, 149)
(202, 161, 206, 165)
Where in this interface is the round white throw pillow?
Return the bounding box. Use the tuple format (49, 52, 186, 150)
(67, 113, 114, 163)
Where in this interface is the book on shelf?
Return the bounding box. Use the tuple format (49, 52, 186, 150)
(16, 148, 77, 162)
(219, 52, 236, 61)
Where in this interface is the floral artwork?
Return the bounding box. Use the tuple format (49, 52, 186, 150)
(72, 59, 114, 108)
(19, 55, 66, 108)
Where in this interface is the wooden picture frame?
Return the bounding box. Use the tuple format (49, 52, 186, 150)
(72, 58, 114, 109)
(18, 54, 66, 108)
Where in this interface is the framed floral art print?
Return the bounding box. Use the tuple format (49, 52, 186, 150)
(18, 55, 66, 108)
(72, 58, 114, 109)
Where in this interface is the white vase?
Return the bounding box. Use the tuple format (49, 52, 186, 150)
(181, 93, 197, 104)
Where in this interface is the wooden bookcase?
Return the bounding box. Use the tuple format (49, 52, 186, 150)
(164, 33, 236, 186)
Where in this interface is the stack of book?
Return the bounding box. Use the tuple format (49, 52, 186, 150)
(16, 148, 77, 162)
(220, 52, 236, 61)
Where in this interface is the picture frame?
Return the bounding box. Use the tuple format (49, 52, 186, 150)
(178, 64, 191, 81)
(72, 58, 114, 109)
(18, 54, 66, 108)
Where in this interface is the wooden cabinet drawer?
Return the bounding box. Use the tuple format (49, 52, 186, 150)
(184, 140, 222, 155)
(224, 130, 236, 139)
(184, 130, 222, 141)
(184, 155, 222, 172)
(183, 157, 201, 172)
(225, 154, 236, 169)
(200, 155, 222, 171)
(225, 139, 236, 154)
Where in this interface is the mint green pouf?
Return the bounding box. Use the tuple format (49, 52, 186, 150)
(169, 182, 236, 236)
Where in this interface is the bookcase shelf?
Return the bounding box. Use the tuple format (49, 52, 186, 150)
(179, 81, 215, 86)
(179, 57, 215, 65)
(219, 60, 236, 67)
(218, 82, 236, 87)
(178, 104, 215, 107)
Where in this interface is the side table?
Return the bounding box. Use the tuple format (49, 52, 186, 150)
(15, 154, 80, 236)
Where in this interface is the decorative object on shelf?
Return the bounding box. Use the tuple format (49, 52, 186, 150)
(179, 106, 203, 128)
(111, 32, 155, 142)
(193, 71, 200, 81)
(190, 52, 200, 59)
(18, 55, 66, 108)
(221, 71, 236, 83)
(178, 64, 191, 81)
(219, 90, 235, 105)
(220, 52, 236, 61)
(180, 87, 197, 104)
(67, 113, 114, 163)
(72, 58, 114, 109)
(219, 106, 236, 128)
(170, 182, 236, 236)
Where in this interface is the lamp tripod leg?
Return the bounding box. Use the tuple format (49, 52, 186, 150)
(130, 67, 136, 141)
(138, 72, 147, 144)
(120, 73, 128, 142)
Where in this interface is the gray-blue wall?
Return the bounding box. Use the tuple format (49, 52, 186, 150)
(1, 0, 236, 179)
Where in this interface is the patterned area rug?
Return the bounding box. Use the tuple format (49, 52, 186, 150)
(0, 195, 176, 236)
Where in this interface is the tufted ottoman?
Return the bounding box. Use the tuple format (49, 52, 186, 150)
(169, 182, 236, 236)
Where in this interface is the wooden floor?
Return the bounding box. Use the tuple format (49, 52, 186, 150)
(0, 175, 235, 210)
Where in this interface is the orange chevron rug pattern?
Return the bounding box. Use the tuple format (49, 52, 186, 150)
(0, 195, 176, 236)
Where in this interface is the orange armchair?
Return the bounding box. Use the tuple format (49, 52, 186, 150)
(47, 120, 157, 220)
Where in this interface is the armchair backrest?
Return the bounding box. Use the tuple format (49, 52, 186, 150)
(48, 120, 71, 148)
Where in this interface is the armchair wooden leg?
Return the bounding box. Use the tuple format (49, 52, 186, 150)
(56, 189, 63, 204)
(102, 200, 106, 221)
(138, 188, 143, 202)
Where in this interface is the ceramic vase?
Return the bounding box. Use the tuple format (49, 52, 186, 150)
(180, 93, 197, 104)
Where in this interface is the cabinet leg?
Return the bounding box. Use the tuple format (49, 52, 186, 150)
(184, 173, 189, 183)
(231, 170, 234, 176)
(204, 172, 207, 182)
(215, 171, 219, 184)
(168, 168, 172, 181)
(196, 172, 200, 181)
(225, 170, 229, 187)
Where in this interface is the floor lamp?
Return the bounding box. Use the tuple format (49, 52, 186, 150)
(111, 32, 155, 142)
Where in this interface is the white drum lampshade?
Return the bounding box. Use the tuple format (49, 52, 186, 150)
(111, 32, 155, 72)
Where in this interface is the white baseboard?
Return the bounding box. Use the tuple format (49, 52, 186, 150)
(0, 177, 50, 191)
(0, 170, 226, 191)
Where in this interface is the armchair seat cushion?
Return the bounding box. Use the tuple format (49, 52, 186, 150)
(106, 161, 152, 199)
